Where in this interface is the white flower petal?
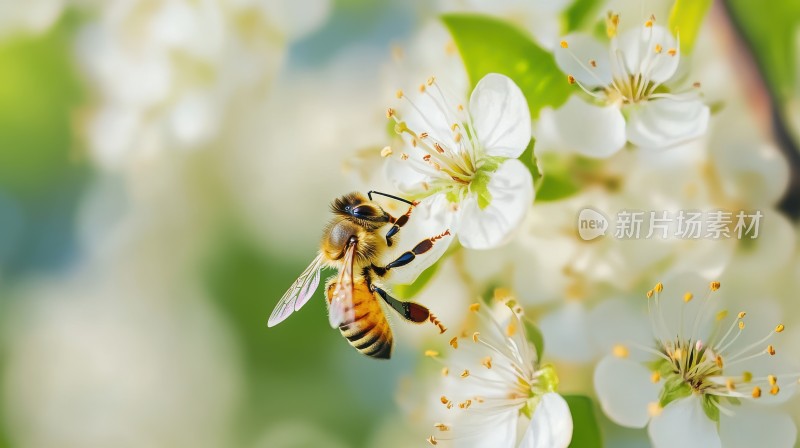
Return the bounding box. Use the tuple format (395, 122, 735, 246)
(520, 393, 573, 448)
(469, 73, 531, 158)
(454, 409, 519, 448)
(382, 147, 434, 194)
(626, 98, 710, 149)
(456, 159, 533, 249)
(539, 302, 594, 362)
(617, 25, 679, 84)
(594, 356, 660, 428)
(535, 96, 626, 158)
(720, 407, 796, 448)
(382, 194, 454, 285)
(555, 33, 612, 88)
(588, 298, 653, 362)
(648, 396, 721, 448)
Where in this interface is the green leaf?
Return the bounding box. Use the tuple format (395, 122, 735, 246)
(702, 394, 720, 423)
(563, 395, 603, 448)
(520, 139, 543, 192)
(392, 259, 442, 300)
(725, 0, 800, 101)
(442, 14, 572, 118)
(563, 0, 602, 32)
(668, 0, 712, 53)
(523, 319, 545, 359)
(533, 152, 581, 201)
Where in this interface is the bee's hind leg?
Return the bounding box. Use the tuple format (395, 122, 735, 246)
(371, 284, 446, 333)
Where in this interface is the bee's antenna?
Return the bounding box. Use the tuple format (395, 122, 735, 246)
(367, 190, 415, 206)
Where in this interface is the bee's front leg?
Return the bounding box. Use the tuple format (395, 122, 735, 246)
(384, 202, 418, 247)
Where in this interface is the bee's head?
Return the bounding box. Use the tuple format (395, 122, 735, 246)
(331, 192, 389, 228)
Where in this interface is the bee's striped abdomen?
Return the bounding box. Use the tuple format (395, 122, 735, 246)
(333, 281, 393, 359)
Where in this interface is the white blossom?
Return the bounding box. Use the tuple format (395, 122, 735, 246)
(385, 73, 534, 249)
(423, 298, 572, 447)
(537, 13, 709, 157)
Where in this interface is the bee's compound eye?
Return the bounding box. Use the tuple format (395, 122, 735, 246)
(352, 205, 377, 217)
(344, 205, 351, 211)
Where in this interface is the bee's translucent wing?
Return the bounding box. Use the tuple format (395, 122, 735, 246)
(268, 254, 325, 327)
(328, 241, 356, 328)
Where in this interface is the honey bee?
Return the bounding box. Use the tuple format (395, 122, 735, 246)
(268, 191, 450, 359)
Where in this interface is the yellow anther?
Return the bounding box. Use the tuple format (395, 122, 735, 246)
(567, 75, 576, 85)
(419, 83, 426, 93)
(434, 142, 445, 154)
(427, 435, 438, 445)
(710, 281, 721, 291)
(449, 337, 459, 349)
(434, 423, 450, 431)
(386, 107, 395, 118)
(767, 345, 776, 356)
(645, 20, 654, 28)
(427, 76, 435, 86)
(738, 311, 746, 319)
(460, 369, 470, 378)
(469, 303, 480, 312)
(683, 292, 693, 302)
(441, 367, 449, 376)
(457, 104, 464, 111)
(606, 13, 619, 38)
(494, 288, 512, 301)
(419, 132, 429, 139)
(400, 153, 409, 161)
(440, 395, 449, 404)
(380, 146, 393, 157)
(395, 89, 404, 99)
(506, 322, 517, 337)
(454, 133, 462, 143)
(647, 290, 654, 299)
(446, 402, 453, 409)
(768, 375, 777, 386)
(613, 344, 629, 358)
(654, 44, 663, 53)
(776, 324, 785, 333)
(425, 350, 439, 358)
(742, 371, 753, 383)
(726, 379, 735, 390)
(752, 386, 762, 398)
(472, 332, 480, 343)
(668, 48, 677, 56)
(771, 385, 780, 395)
(590, 59, 597, 67)
(560, 40, 569, 48)
(481, 356, 493, 369)
(715, 355, 724, 368)
(654, 282, 664, 292)
(738, 321, 745, 330)
(651, 371, 661, 383)
(647, 402, 662, 417)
